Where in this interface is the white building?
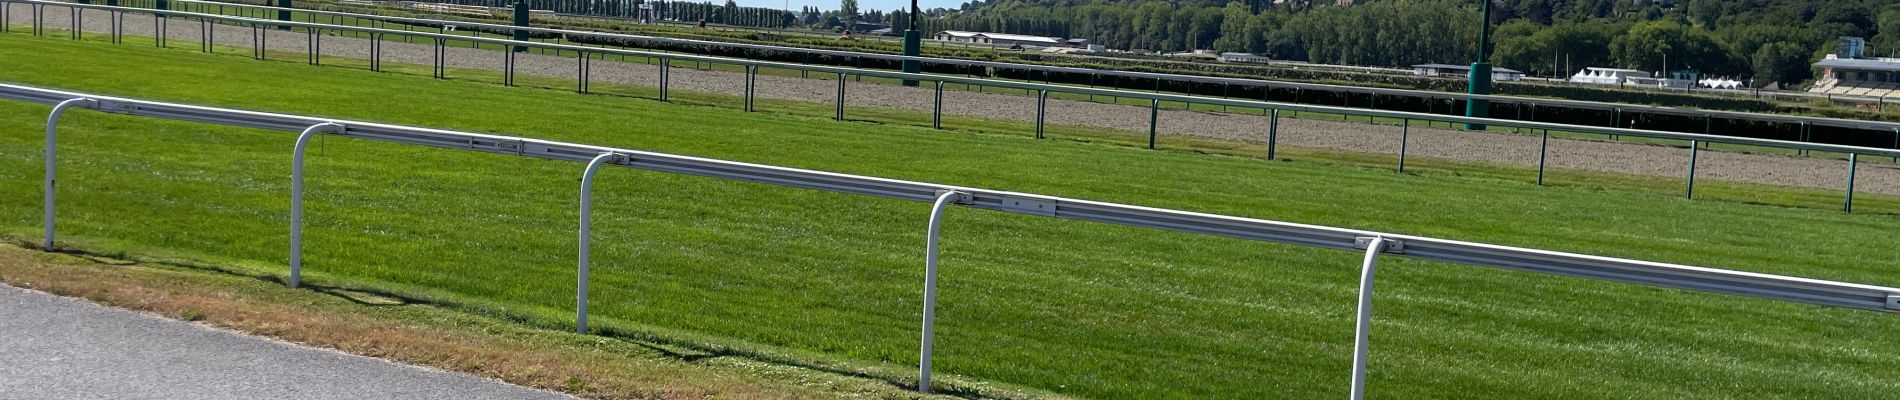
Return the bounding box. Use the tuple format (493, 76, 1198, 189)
(933, 30, 1064, 48)
(1411, 64, 1525, 81)
(1219, 52, 1270, 63)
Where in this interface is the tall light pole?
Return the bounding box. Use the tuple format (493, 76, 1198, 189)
(901, 0, 922, 86)
(1464, 0, 1493, 130)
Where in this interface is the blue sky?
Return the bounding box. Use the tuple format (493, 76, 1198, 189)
(727, 0, 965, 13)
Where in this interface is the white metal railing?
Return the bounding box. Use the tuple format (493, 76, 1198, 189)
(8, 83, 1898, 397)
(72, 0, 1900, 133)
(8, 0, 1900, 213)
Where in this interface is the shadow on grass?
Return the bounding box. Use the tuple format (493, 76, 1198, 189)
(4, 236, 995, 398)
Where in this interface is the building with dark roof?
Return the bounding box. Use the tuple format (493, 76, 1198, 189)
(1411, 63, 1525, 81)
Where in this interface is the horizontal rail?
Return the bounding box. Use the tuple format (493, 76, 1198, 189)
(108, 0, 1900, 131)
(13, 0, 1900, 159)
(4, 82, 1896, 312)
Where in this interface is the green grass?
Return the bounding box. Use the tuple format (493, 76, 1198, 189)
(3, 31, 1900, 399)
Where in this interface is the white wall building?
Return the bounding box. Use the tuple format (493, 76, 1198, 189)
(933, 30, 1064, 48)
(1412, 64, 1525, 81)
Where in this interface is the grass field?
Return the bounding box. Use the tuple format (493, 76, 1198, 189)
(3, 31, 1900, 399)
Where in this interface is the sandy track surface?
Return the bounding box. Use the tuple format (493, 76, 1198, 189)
(13, 5, 1899, 196)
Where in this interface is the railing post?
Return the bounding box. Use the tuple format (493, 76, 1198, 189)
(659, 58, 670, 101)
(1844, 153, 1857, 214)
(1798, 122, 1810, 156)
(432, 38, 445, 79)
(199, 19, 210, 52)
(504, 50, 516, 86)
(577, 152, 617, 333)
(1686, 140, 1698, 199)
(1035, 90, 1047, 140)
(835, 73, 846, 121)
(1537, 130, 1549, 186)
(1609, 108, 1620, 140)
(917, 190, 963, 393)
(370, 33, 382, 71)
(1267, 109, 1279, 161)
(1397, 119, 1409, 173)
(1147, 99, 1159, 149)
(578, 51, 591, 93)
(743, 65, 755, 111)
(1349, 236, 1391, 400)
(932, 80, 944, 129)
(289, 122, 344, 288)
(307, 28, 321, 65)
(42, 98, 96, 252)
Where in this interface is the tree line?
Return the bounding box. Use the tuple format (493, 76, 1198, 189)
(417, 0, 1900, 88)
(903, 0, 1900, 87)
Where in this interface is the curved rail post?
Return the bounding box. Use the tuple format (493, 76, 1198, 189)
(917, 190, 964, 393)
(289, 122, 345, 288)
(43, 98, 96, 251)
(932, 80, 944, 129)
(1397, 119, 1409, 173)
(1537, 129, 1550, 186)
(1844, 153, 1857, 214)
(835, 73, 847, 121)
(1348, 236, 1391, 400)
(577, 50, 592, 94)
(1686, 140, 1699, 199)
(577, 152, 617, 333)
(1035, 90, 1048, 140)
(1147, 99, 1159, 149)
(659, 57, 671, 101)
(1267, 109, 1279, 160)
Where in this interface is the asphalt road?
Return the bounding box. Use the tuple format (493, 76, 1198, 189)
(0, 284, 574, 400)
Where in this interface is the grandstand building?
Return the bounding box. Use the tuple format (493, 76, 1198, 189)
(1810, 57, 1900, 97)
(1808, 36, 1900, 97)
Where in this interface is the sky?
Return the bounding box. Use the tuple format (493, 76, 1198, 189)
(726, 0, 965, 13)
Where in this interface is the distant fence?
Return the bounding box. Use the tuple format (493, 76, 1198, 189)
(67, 0, 1900, 147)
(7, 82, 1897, 397)
(6, 0, 1900, 214)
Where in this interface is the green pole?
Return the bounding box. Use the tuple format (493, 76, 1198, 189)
(276, 0, 290, 30)
(513, 0, 530, 52)
(901, 0, 921, 87)
(1464, 0, 1493, 131)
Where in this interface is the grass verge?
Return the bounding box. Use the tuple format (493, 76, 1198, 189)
(0, 241, 1012, 399)
(2, 30, 1899, 399)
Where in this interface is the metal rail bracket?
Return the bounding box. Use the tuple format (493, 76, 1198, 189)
(1888, 295, 1899, 310)
(1355, 237, 1404, 254)
(999, 196, 1056, 216)
(933, 189, 972, 205)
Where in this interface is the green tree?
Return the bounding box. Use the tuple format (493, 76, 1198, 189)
(1870, 8, 1900, 57)
(1610, 20, 1740, 76)
(1685, 0, 1725, 29)
(1751, 41, 1812, 88)
(1211, 2, 1254, 53)
(839, 0, 859, 24)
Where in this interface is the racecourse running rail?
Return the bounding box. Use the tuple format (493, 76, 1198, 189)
(55, 0, 1900, 134)
(5, 83, 1897, 397)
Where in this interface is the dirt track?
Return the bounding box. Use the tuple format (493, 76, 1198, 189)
(12, 5, 1899, 196)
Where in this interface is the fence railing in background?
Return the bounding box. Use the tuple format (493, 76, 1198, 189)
(8, 82, 1897, 396)
(6, 0, 1899, 214)
(109, 0, 1900, 137)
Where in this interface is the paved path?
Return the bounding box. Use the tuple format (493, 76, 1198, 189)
(0, 284, 574, 400)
